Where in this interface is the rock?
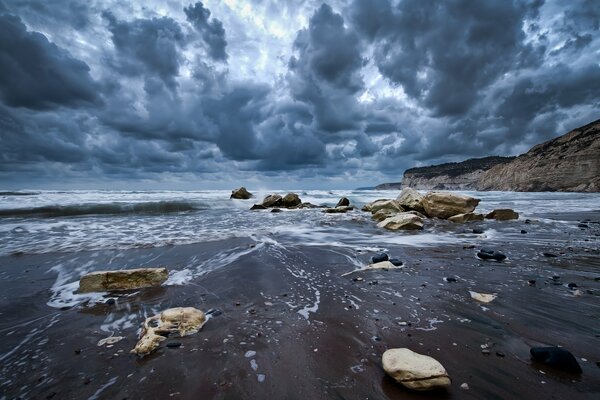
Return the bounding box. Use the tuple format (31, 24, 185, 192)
(372, 209, 396, 221)
(323, 206, 353, 213)
(261, 194, 282, 208)
(370, 199, 404, 214)
(341, 261, 402, 276)
(477, 249, 506, 261)
(382, 348, 451, 391)
(396, 188, 425, 212)
(472, 228, 485, 234)
(444, 277, 457, 283)
(336, 197, 350, 207)
(166, 342, 182, 348)
(300, 202, 319, 209)
(361, 199, 388, 212)
(567, 282, 578, 289)
(250, 204, 267, 210)
(97, 336, 124, 346)
(543, 252, 558, 257)
(460, 383, 470, 390)
(281, 193, 301, 208)
(230, 187, 253, 199)
(389, 258, 403, 266)
(485, 209, 519, 221)
(521, 229, 527, 234)
(422, 192, 480, 219)
(131, 307, 206, 357)
(371, 253, 389, 264)
(530, 347, 582, 373)
(271, 208, 282, 213)
(469, 291, 497, 303)
(377, 213, 424, 230)
(78, 267, 168, 293)
(448, 213, 485, 223)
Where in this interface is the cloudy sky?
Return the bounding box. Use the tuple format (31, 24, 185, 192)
(0, 0, 599, 189)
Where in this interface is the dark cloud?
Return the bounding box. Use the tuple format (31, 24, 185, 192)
(184, 2, 228, 61)
(2, 0, 90, 29)
(288, 4, 364, 132)
(0, 12, 100, 109)
(350, 0, 545, 117)
(103, 11, 185, 88)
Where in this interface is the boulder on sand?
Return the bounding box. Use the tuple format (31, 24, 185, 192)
(377, 213, 424, 230)
(422, 192, 480, 219)
(261, 194, 283, 207)
(382, 348, 451, 391)
(448, 213, 485, 223)
(131, 307, 206, 357)
(79, 267, 168, 293)
(396, 188, 425, 213)
(281, 193, 302, 208)
(230, 187, 253, 199)
(485, 209, 519, 221)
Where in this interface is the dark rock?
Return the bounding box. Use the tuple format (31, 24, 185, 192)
(231, 187, 253, 199)
(473, 229, 484, 234)
(481, 349, 491, 355)
(166, 342, 182, 348)
(528, 279, 536, 286)
(336, 197, 350, 207)
(567, 283, 578, 289)
(496, 351, 505, 358)
(206, 308, 222, 317)
(525, 219, 531, 224)
(530, 347, 582, 373)
(105, 298, 116, 305)
(477, 249, 506, 261)
(521, 230, 527, 234)
(543, 252, 558, 257)
(463, 244, 476, 249)
(445, 277, 457, 283)
(371, 253, 389, 264)
(578, 223, 588, 228)
(271, 208, 282, 213)
(389, 258, 403, 266)
(250, 204, 267, 210)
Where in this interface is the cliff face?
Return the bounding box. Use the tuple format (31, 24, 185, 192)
(477, 119, 600, 192)
(395, 119, 600, 192)
(401, 157, 514, 190)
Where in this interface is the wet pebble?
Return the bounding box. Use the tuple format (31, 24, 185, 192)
(477, 249, 506, 261)
(460, 383, 469, 390)
(389, 258, 403, 266)
(371, 253, 389, 264)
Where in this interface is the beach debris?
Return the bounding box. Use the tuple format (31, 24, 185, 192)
(78, 267, 168, 293)
(485, 209, 519, 221)
(448, 212, 485, 223)
(477, 249, 507, 261)
(97, 336, 124, 346)
(371, 253, 389, 264)
(377, 213, 424, 230)
(396, 188, 425, 213)
(422, 192, 480, 219)
(469, 291, 497, 303)
(230, 187, 253, 199)
(530, 347, 582, 373)
(131, 307, 206, 357)
(336, 197, 350, 207)
(342, 261, 402, 276)
(382, 348, 451, 391)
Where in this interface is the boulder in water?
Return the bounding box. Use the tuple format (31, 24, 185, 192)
(336, 197, 350, 207)
(485, 209, 519, 220)
(377, 213, 424, 230)
(422, 192, 480, 219)
(230, 187, 253, 199)
(131, 307, 206, 357)
(530, 347, 582, 373)
(79, 267, 168, 293)
(281, 193, 302, 208)
(448, 213, 485, 223)
(370, 199, 404, 214)
(262, 194, 283, 207)
(382, 348, 451, 391)
(396, 188, 425, 213)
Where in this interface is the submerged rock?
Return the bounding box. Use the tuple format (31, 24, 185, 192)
(486, 209, 519, 220)
(396, 188, 425, 213)
(382, 348, 451, 391)
(448, 213, 485, 223)
(131, 307, 206, 357)
(78, 267, 168, 293)
(377, 213, 424, 230)
(422, 192, 480, 219)
(230, 187, 253, 199)
(530, 347, 582, 373)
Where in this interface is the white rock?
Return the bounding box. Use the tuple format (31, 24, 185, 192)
(382, 348, 451, 391)
(377, 213, 424, 230)
(469, 291, 497, 303)
(396, 188, 425, 212)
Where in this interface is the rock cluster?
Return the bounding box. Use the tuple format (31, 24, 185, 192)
(78, 267, 168, 293)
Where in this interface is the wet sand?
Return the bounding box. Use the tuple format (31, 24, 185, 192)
(1, 212, 599, 399)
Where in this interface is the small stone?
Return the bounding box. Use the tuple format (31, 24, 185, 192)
(496, 351, 505, 358)
(552, 275, 560, 281)
(527, 279, 536, 286)
(445, 277, 457, 283)
(543, 252, 558, 258)
(567, 283, 578, 289)
(460, 383, 469, 390)
(525, 219, 531, 224)
(472, 229, 484, 234)
(166, 342, 182, 348)
(371, 253, 389, 264)
(530, 347, 582, 373)
(105, 298, 116, 305)
(389, 258, 403, 266)
(521, 230, 527, 234)
(482, 349, 491, 355)
(382, 348, 451, 391)
(477, 249, 506, 261)
(270, 208, 282, 213)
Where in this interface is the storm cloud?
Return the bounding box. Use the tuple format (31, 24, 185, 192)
(0, 0, 598, 188)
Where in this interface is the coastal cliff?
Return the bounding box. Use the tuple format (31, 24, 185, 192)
(380, 118, 599, 192)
